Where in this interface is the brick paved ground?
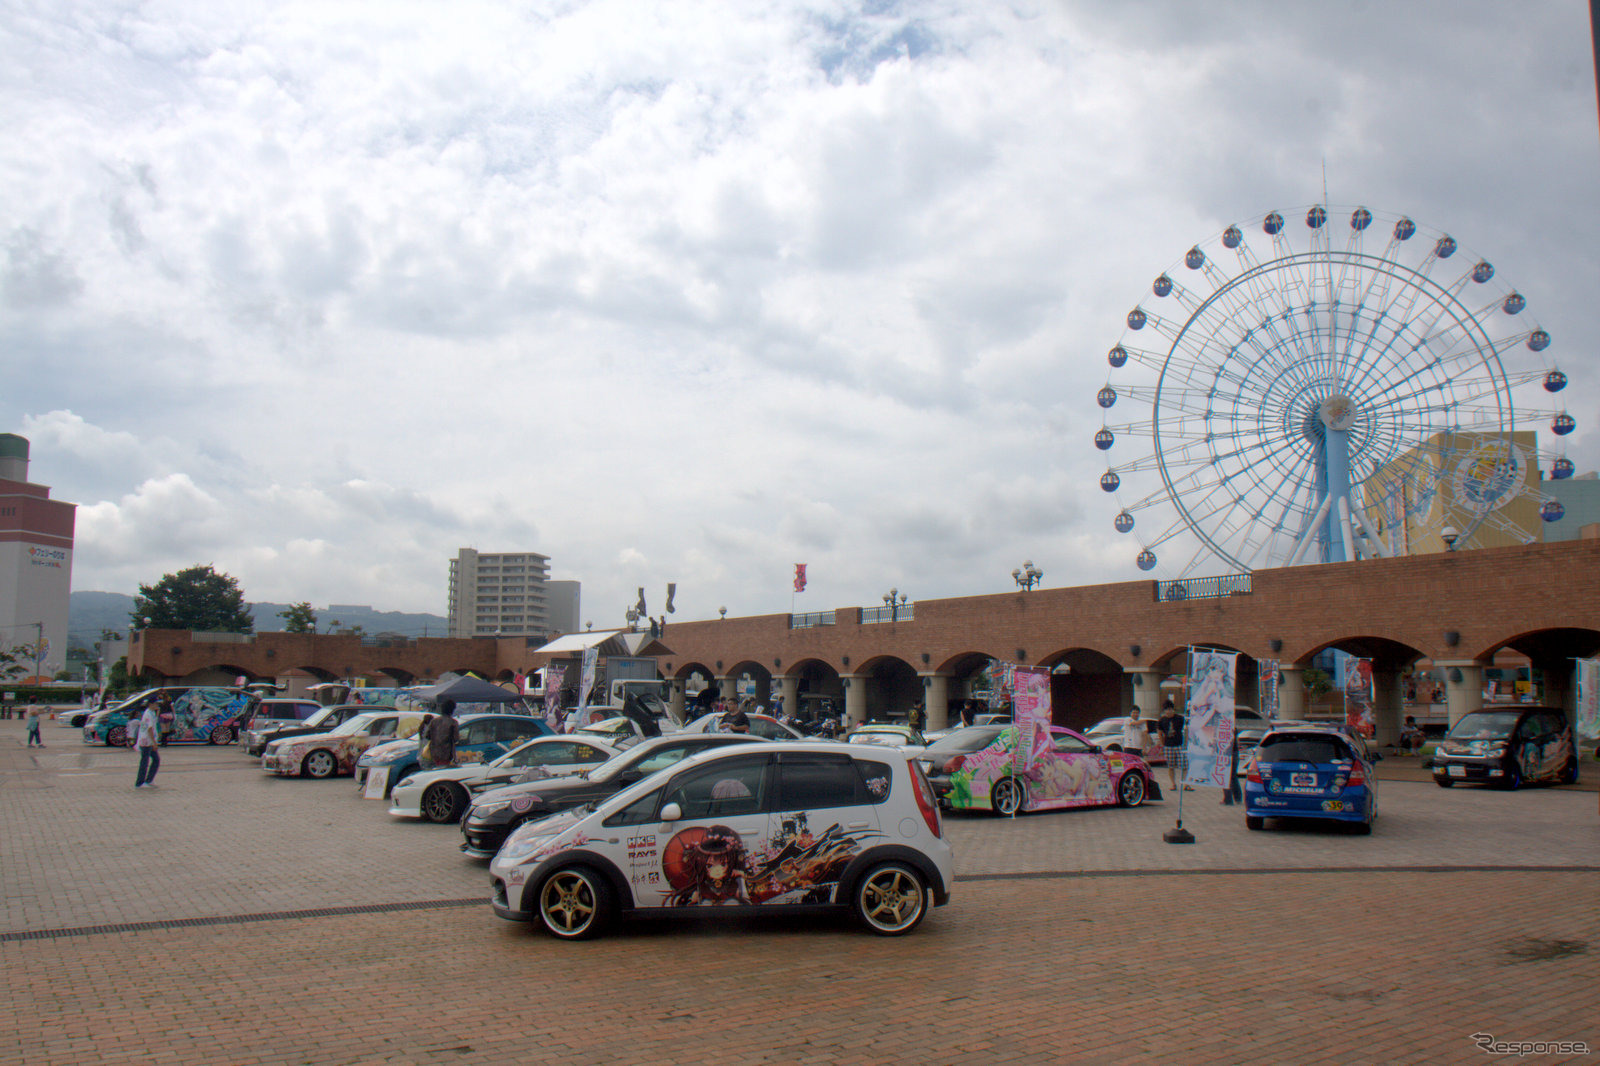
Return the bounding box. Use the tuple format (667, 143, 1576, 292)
(3, 717, 1598, 1065)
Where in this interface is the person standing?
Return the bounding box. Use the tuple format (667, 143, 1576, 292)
(725, 701, 751, 734)
(134, 700, 162, 788)
(427, 700, 459, 768)
(1157, 699, 1187, 791)
(1121, 707, 1148, 757)
(907, 701, 923, 733)
(25, 702, 44, 747)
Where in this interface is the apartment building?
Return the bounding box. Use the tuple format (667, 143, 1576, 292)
(447, 549, 578, 639)
(0, 434, 75, 677)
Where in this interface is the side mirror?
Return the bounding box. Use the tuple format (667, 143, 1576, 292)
(618, 770, 642, 784)
(659, 802, 682, 822)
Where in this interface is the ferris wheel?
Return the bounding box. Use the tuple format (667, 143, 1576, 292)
(1095, 205, 1575, 577)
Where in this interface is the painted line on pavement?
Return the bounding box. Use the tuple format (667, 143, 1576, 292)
(8, 864, 1598, 943)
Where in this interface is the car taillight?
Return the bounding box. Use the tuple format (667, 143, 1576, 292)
(909, 760, 942, 838)
(942, 754, 966, 774)
(1346, 766, 1365, 788)
(1247, 761, 1263, 784)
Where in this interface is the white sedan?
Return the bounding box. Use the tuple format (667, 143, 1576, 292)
(388, 735, 620, 824)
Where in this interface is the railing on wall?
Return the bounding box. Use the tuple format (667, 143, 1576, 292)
(191, 632, 254, 644)
(1156, 573, 1252, 602)
(859, 604, 915, 624)
(789, 611, 837, 629)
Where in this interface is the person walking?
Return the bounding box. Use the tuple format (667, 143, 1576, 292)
(426, 700, 459, 768)
(1157, 699, 1187, 790)
(25, 702, 45, 747)
(134, 700, 162, 788)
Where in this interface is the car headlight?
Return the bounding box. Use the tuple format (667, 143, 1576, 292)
(473, 800, 511, 817)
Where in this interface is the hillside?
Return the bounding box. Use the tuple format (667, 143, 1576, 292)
(68, 592, 448, 648)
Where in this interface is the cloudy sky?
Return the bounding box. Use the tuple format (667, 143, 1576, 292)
(4, 0, 1597, 628)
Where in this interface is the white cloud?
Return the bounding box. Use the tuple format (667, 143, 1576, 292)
(0, 0, 1594, 624)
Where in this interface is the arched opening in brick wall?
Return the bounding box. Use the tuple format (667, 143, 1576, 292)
(375, 666, 417, 685)
(856, 655, 918, 723)
(1483, 627, 1600, 722)
(725, 660, 773, 706)
(1038, 647, 1123, 731)
(671, 662, 717, 711)
(935, 652, 998, 725)
(1298, 636, 1424, 743)
(789, 658, 844, 722)
(176, 663, 254, 686)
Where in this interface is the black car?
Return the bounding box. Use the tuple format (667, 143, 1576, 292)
(1431, 707, 1578, 790)
(243, 703, 371, 756)
(915, 724, 1006, 786)
(459, 733, 764, 858)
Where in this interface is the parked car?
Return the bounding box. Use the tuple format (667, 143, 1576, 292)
(390, 736, 622, 824)
(244, 703, 371, 757)
(1431, 708, 1577, 790)
(913, 724, 1007, 778)
(843, 724, 926, 751)
(927, 724, 1157, 815)
(1245, 724, 1378, 833)
(260, 710, 425, 779)
(354, 713, 554, 798)
(240, 698, 322, 739)
(1083, 716, 1166, 766)
(678, 712, 804, 740)
(489, 740, 953, 940)
(83, 687, 256, 747)
(459, 733, 765, 858)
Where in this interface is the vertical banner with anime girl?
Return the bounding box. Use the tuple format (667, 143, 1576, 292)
(543, 664, 567, 731)
(1259, 659, 1280, 721)
(1576, 658, 1600, 742)
(1184, 648, 1236, 789)
(1010, 666, 1052, 775)
(1345, 658, 1376, 738)
(577, 646, 599, 723)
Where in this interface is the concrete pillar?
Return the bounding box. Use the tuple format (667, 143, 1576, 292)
(668, 681, 687, 724)
(716, 675, 737, 705)
(1278, 665, 1305, 721)
(779, 675, 800, 720)
(843, 676, 867, 728)
(1437, 661, 1485, 727)
(922, 674, 950, 731)
(1124, 669, 1162, 716)
(1372, 668, 1404, 749)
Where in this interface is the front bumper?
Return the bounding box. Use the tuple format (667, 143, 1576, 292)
(1432, 757, 1506, 784)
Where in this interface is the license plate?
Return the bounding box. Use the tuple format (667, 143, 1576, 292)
(1322, 800, 1344, 812)
(1291, 772, 1316, 787)
(1448, 765, 1465, 778)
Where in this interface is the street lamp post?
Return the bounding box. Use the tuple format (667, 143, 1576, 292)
(882, 588, 908, 622)
(1440, 525, 1460, 551)
(1012, 560, 1043, 591)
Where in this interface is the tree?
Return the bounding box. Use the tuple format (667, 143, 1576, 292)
(280, 602, 317, 634)
(1303, 667, 1333, 704)
(131, 565, 254, 633)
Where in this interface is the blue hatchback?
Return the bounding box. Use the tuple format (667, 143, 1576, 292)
(1244, 725, 1378, 835)
(355, 713, 552, 798)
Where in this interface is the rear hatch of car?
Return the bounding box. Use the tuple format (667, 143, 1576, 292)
(1252, 734, 1362, 811)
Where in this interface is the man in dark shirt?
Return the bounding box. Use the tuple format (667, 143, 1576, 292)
(1157, 699, 1185, 790)
(726, 703, 751, 733)
(428, 699, 460, 767)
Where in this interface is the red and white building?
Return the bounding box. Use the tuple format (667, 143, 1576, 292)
(0, 434, 75, 679)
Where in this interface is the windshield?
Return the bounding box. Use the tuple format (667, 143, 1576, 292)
(1257, 735, 1354, 763)
(330, 713, 382, 736)
(1084, 719, 1125, 737)
(1447, 712, 1521, 740)
(302, 706, 339, 728)
(585, 745, 647, 783)
(924, 725, 1005, 755)
(496, 740, 558, 769)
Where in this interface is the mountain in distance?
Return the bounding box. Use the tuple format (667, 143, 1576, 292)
(68, 591, 449, 648)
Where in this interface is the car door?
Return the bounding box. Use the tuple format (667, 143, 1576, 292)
(1032, 728, 1116, 810)
(624, 752, 775, 909)
(454, 718, 502, 766)
(756, 750, 888, 905)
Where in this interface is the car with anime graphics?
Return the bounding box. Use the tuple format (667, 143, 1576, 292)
(926, 724, 1158, 815)
(353, 713, 555, 799)
(390, 735, 623, 824)
(260, 710, 425, 779)
(1245, 724, 1378, 833)
(489, 741, 953, 940)
(244, 703, 371, 757)
(82, 687, 256, 747)
(1430, 708, 1578, 790)
(459, 733, 764, 858)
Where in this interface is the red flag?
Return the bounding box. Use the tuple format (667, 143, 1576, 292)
(793, 563, 807, 593)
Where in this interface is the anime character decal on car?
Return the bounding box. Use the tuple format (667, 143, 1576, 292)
(661, 814, 879, 908)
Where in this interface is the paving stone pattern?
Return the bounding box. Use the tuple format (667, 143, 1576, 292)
(3, 718, 1598, 1065)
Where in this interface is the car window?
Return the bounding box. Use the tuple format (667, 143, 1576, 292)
(512, 741, 575, 766)
(854, 759, 894, 804)
(774, 753, 863, 810)
(1050, 731, 1096, 754)
(751, 717, 789, 740)
(1514, 717, 1540, 740)
(602, 786, 664, 828)
(664, 756, 771, 819)
(1258, 736, 1353, 763)
(496, 720, 537, 745)
(1447, 712, 1519, 739)
(924, 726, 1005, 756)
(1540, 712, 1569, 736)
(368, 717, 398, 737)
(633, 745, 699, 776)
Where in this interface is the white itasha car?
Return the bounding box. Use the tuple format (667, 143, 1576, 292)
(389, 735, 622, 824)
(490, 740, 955, 941)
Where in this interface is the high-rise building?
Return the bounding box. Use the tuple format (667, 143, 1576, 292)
(0, 434, 76, 678)
(447, 549, 578, 639)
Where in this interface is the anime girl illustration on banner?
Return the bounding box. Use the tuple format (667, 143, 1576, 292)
(1184, 649, 1236, 788)
(1010, 666, 1052, 775)
(1345, 658, 1376, 738)
(542, 664, 566, 731)
(1576, 658, 1599, 742)
(1259, 659, 1280, 721)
